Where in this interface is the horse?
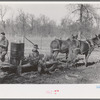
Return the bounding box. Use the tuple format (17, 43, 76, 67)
(50, 35, 78, 59)
(67, 34, 100, 67)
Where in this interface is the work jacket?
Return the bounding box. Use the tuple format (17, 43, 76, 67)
(0, 37, 9, 52)
(28, 50, 40, 66)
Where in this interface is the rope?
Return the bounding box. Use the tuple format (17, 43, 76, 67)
(24, 36, 35, 46)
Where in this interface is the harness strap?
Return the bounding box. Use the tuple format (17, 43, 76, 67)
(59, 39, 62, 50)
(76, 40, 92, 54)
(86, 40, 91, 49)
(78, 40, 81, 48)
(52, 39, 61, 51)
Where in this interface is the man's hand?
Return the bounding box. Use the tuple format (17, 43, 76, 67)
(0, 44, 6, 48)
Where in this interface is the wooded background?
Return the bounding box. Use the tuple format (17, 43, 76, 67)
(0, 4, 100, 39)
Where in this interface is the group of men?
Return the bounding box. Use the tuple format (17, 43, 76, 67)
(0, 32, 56, 74)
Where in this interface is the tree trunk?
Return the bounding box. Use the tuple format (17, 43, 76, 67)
(79, 4, 83, 40)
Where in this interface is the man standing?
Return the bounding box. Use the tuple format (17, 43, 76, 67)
(0, 32, 9, 62)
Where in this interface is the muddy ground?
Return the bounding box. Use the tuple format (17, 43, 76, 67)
(0, 49, 100, 84)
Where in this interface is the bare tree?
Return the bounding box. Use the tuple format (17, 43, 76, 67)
(0, 5, 9, 30)
(28, 14, 35, 34)
(66, 4, 99, 38)
(38, 15, 50, 36)
(16, 10, 28, 32)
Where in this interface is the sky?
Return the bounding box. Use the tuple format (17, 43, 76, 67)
(0, 2, 68, 25)
(0, 2, 100, 25)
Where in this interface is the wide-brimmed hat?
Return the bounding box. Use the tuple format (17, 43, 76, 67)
(34, 44, 39, 49)
(1, 32, 5, 35)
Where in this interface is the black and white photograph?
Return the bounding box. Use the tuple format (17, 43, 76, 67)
(0, 2, 100, 85)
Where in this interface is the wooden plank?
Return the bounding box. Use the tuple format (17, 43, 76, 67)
(0, 63, 14, 68)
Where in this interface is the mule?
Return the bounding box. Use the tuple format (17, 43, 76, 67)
(50, 35, 78, 59)
(67, 34, 100, 67)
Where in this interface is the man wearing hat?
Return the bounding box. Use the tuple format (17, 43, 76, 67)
(28, 44, 39, 67)
(0, 32, 9, 62)
(22, 44, 40, 71)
